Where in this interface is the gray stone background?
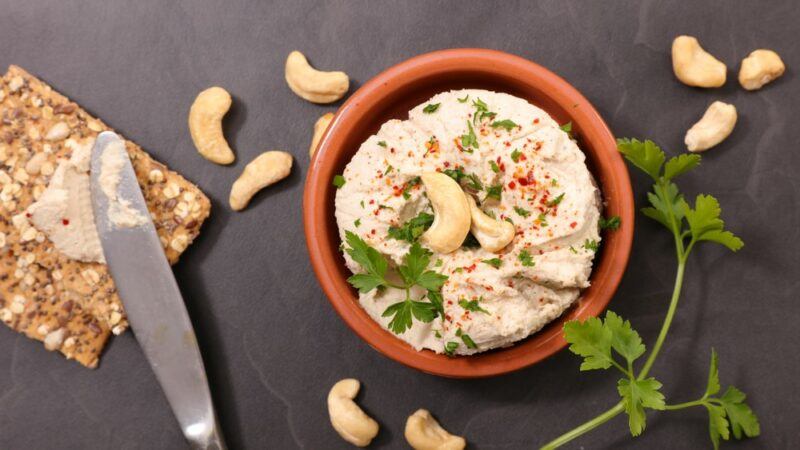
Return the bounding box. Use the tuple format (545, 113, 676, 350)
(0, 0, 796, 448)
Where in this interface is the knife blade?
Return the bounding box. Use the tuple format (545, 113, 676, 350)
(90, 131, 225, 450)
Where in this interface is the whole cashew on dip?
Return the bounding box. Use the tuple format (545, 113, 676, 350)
(334, 89, 602, 355)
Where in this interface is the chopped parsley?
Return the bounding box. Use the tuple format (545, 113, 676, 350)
(485, 184, 503, 201)
(546, 193, 565, 207)
(491, 119, 518, 131)
(457, 95, 469, 103)
(472, 98, 496, 124)
(518, 250, 535, 267)
(402, 176, 421, 200)
(332, 175, 346, 188)
(464, 173, 483, 191)
(537, 212, 549, 227)
(460, 121, 479, 152)
(377, 140, 387, 148)
(354, 218, 361, 227)
(443, 166, 466, 183)
(489, 160, 500, 173)
(423, 103, 441, 114)
(511, 149, 522, 162)
(360, 200, 365, 209)
(482, 258, 502, 268)
(583, 239, 599, 252)
(560, 121, 573, 138)
(384, 165, 394, 175)
(599, 215, 621, 230)
(513, 206, 530, 218)
(387, 211, 434, 242)
(459, 298, 490, 315)
(444, 341, 459, 356)
(455, 328, 477, 349)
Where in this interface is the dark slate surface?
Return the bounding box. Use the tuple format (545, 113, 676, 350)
(0, 1, 796, 449)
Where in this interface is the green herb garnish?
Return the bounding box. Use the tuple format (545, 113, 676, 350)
(583, 239, 599, 252)
(482, 258, 502, 269)
(485, 184, 502, 201)
(455, 328, 477, 349)
(459, 298, 490, 315)
(489, 160, 500, 173)
(377, 140, 387, 148)
(460, 121, 479, 152)
(599, 215, 621, 230)
(511, 149, 522, 163)
(457, 95, 469, 103)
(518, 249, 534, 267)
(387, 211, 433, 242)
(543, 139, 754, 450)
(423, 103, 440, 114)
(444, 341, 459, 356)
(491, 119, 518, 131)
(546, 193, 565, 207)
(514, 206, 530, 218)
(333, 175, 346, 188)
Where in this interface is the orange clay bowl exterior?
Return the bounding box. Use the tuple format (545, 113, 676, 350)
(304, 49, 634, 378)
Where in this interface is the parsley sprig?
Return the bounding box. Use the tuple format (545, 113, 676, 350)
(542, 139, 755, 449)
(344, 231, 447, 335)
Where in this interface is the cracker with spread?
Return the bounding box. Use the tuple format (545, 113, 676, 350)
(0, 65, 211, 368)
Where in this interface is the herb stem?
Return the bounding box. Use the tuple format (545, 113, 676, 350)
(664, 399, 707, 410)
(539, 402, 625, 449)
(637, 259, 685, 379)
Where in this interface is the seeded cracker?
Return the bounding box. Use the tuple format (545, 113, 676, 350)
(0, 66, 211, 368)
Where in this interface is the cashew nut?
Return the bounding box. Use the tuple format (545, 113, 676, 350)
(309, 113, 334, 157)
(420, 172, 471, 254)
(327, 379, 379, 447)
(229, 151, 292, 210)
(188, 87, 235, 164)
(738, 49, 785, 91)
(285, 51, 349, 104)
(404, 409, 466, 450)
(466, 195, 515, 252)
(685, 101, 737, 152)
(671, 36, 727, 88)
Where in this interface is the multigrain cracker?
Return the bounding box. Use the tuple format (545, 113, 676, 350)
(0, 65, 211, 368)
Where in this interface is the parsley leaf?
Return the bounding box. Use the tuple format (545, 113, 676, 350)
(443, 167, 465, 183)
(482, 258, 502, 268)
(719, 387, 760, 440)
(489, 160, 500, 173)
(455, 328, 477, 349)
(464, 173, 483, 191)
(333, 175, 346, 188)
(485, 184, 502, 201)
(599, 215, 621, 230)
(518, 250, 534, 267)
(617, 377, 666, 436)
(377, 140, 387, 148)
(491, 119, 518, 131)
(387, 211, 434, 242)
(664, 153, 701, 181)
(460, 121, 479, 151)
(605, 311, 645, 365)
(683, 195, 744, 251)
(344, 231, 389, 293)
(546, 193, 565, 207)
(459, 298, 490, 315)
(583, 239, 599, 252)
(423, 103, 440, 114)
(472, 98, 496, 124)
(444, 341, 459, 356)
(563, 316, 614, 371)
(559, 121, 573, 137)
(402, 176, 421, 200)
(510, 149, 522, 162)
(617, 138, 665, 181)
(457, 95, 469, 103)
(514, 206, 530, 217)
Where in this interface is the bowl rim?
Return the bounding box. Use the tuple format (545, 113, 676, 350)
(303, 48, 634, 378)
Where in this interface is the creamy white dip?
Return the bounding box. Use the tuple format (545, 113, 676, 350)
(334, 89, 602, 355)
(27, 137, 148, 263)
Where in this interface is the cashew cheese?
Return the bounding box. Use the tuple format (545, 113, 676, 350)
(27, 138, 105, 263)
(334, 89, 602, 355)
(27, 137, 148, 264)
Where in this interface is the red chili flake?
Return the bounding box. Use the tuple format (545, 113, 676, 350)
(373, 209, 380, 216)
(445, 314, 452, 322)
(447, 300, 453, 305)
(533, 118, 540, 124)
(25, 212, 31, 218)
(370, 229, 376, 235)
(62, 218, 69, 226)
(369, 199, 375, 205)
(443, 161, 451, 168)
(390, 148, 395, 153)
(464, 264, 477, 273)
(538, 249, 544, 255)
(508, 181, 516, 189)
(517, 177, 528, 186)
(570, 222, 577, 229)
(485, 286, 493, 291)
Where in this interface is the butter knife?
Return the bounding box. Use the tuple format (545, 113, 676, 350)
(90, 131, 226, 450)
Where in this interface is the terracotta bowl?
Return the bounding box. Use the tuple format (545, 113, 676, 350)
(304, 49, 634, 378)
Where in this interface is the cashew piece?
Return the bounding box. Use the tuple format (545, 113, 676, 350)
(738, 49, 785, 91)
(405, 409, 466, 450)
(309, 113, 334, 157)
(466, 195, 515, 252)
(188, 87, 235, 164)
(285, 51, 349, 104)
(420, 172, 471, 254)
(671, 36, 727, 88)
(327, 379, 379, 447)
(229, 151, 292, 210)
(685, 101, 737, 152)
